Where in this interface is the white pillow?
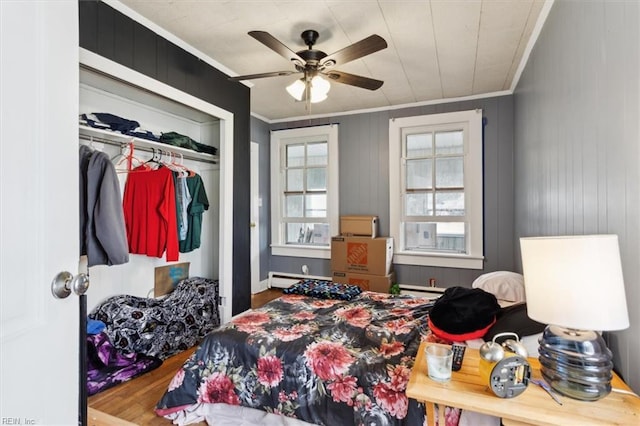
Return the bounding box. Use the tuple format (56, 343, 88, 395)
(471, 271, 526, 302)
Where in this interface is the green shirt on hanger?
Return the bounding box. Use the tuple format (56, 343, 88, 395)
(179, 174, 209, 253)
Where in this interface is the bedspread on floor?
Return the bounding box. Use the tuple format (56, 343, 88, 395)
(89, 277, 220, 360)
(157, 291, 439, 426)
(87, 330, 162, 396)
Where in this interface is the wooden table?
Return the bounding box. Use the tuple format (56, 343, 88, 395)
(407, 342, 640, 426)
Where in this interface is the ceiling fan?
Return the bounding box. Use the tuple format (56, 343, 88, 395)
(229, 29, 387, 102)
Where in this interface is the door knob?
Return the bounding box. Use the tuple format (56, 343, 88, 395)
(250, 222, 256, 228)
(51, 271, 90, 299)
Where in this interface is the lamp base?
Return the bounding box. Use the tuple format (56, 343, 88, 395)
(538, 325, 613, 401)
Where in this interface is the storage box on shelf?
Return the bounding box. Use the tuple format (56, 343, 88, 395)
(340, 215, 378, 238)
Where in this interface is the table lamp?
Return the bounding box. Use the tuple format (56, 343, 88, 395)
(519, 235, 629, 401)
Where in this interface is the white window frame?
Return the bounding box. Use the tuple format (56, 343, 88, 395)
(271, 124, 339, 258)
(389, 109, 484, 269)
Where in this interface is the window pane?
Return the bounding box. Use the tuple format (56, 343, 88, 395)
(306, 168, 326, 191)
(404, 222, 438, 249)
(404, 222, 466, 252)
(436, 222, 466, 252)
(287, 169, 303, 191)
(435, 131, 463, 155)
(406, 159, 432, 189)
(406, 133, 432, 158)
(285, 194, 303, 217)
(435, 192, 464, 216)
(307, 142, 327, 166)
(435, 157, 463, 188)
(311, 223, 330, 244)
(405, 193, 433, 216)
(286, 223, 312, 244)
(285, 222, 329, 244)
(287, 144, 305, 167)
(305, 194, 326, 218)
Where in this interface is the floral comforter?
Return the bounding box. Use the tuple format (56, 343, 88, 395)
(156, 291, 437, 425)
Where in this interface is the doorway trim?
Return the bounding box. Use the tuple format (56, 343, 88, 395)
(250, 142, 263, 294)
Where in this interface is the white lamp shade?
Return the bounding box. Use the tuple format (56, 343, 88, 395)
(286, 79, 306, 101)
(520, 235, 629, 331)
(286, 75, 331, 103)
(309, 91, 327, 103)
(310, 75, 330, 95)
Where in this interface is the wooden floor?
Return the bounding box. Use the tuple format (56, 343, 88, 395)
(251, 287, 283, 309)
(88, 288, 283, 425)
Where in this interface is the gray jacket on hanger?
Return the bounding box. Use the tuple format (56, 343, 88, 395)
(79, 144, 129, 266)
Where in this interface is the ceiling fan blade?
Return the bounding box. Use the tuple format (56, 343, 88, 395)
(320, 35, 387, 68)
(323, 70, 384, 90)
(228, 70, 300, 82)
(248, 31, 305, 65)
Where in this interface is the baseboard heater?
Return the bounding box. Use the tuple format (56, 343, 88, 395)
(268, 271, 331, 289)
(398, 284, 446, 297)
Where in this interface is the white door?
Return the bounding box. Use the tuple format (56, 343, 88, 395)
(1, 1, 79, 424)
(250, 142, 262, 293)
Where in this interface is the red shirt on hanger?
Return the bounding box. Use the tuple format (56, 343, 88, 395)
(123, 166, 179, 262)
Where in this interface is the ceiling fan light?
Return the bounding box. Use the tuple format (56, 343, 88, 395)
(286, 79, 306, 101)
(311, 75, 330, 95)
(310, 91, 328, 103)
(309, 75, 330, 103)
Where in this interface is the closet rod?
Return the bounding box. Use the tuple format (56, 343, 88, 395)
(78, 133, 217, 165)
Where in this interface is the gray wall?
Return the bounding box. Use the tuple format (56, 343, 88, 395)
(514, 0, 639, 392)
(253, 94, 516, 287)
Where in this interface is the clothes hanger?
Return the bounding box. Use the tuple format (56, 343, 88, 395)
(172, 152, 194, 177)
(111, 142, 129, 165)
(160, 149, 181, 172)
(143, 148, 162, 169)
(81, 136, 97, 152)
(113, 142, 150, 173)
(169, 152, 186, 176)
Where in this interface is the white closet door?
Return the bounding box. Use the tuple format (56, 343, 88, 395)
(1, 1, 79, 423)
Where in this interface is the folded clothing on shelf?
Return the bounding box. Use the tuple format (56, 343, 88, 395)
(80, 112, 160, 142)
(160, 131, 218, 156)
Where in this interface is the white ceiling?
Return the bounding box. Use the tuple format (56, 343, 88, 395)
(116, 0, 550, 121)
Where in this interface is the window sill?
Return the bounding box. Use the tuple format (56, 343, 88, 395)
(394, 251, 484, 270)
(271, 244, 331, 259)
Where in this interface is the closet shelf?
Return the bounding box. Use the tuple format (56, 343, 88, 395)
(79, 125, 218, 164)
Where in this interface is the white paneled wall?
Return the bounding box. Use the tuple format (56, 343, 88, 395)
(514, 0, 639, 393)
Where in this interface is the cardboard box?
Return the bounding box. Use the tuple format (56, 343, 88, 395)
(340, 215, 378, 238)
(331, 236, 393, 276)
(332, 271, 395, 293)
(154, 262, 190, 297)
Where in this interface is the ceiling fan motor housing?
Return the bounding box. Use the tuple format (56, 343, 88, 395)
(301, 29, 319, 47)
(296, 30, 327, 69)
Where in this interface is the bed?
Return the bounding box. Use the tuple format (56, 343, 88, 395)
(156, 288, 440, 425)
(155, 274, 542, 426)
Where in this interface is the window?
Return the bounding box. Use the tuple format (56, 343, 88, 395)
(389, 110, 483, 269)
(271, 125, 339, 258)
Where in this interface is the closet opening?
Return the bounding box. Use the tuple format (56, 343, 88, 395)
(78, 48, 234, 322)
